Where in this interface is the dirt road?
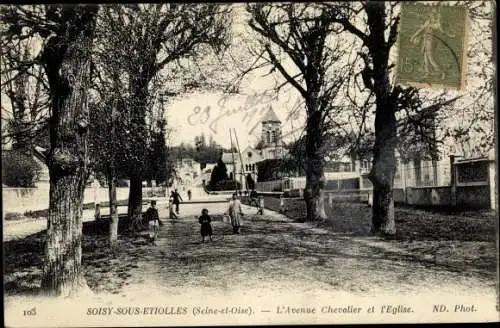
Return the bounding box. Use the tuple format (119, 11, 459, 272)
(78, 204, 496, 300)
(4, 202, 498, 325)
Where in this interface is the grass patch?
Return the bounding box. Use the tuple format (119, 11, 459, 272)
(258, 195, 496, 242)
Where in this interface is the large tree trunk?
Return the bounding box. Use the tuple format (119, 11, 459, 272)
(128, 176, 143, 229)
(42, 170, 88, 295)
(369, 140, 397, 235)
(366, 2, 397, 235)
(40, 5, 98, 296)
(304, 158, 327, 222)
(303, 109, 327, 222)
(126, 73, 151, 225)
(107, 168, 118, 245)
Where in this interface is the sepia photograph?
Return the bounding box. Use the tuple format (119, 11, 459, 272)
(2, 1, 498, 326)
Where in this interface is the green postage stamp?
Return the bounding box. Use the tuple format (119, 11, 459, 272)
(397, 3, 468, 90)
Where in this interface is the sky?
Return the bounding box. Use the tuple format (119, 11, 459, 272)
(165, 4, 308, 149)
(166, 89, 306, 149)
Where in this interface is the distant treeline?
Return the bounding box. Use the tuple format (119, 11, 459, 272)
(168, 134, 236, 164)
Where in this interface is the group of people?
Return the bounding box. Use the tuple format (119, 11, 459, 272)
(143, 192, 246, 245)
(199, 192, 245, 242)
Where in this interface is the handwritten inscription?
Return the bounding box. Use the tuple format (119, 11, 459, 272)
(187, 91, 302, 135)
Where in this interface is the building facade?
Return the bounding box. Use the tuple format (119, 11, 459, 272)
(222, 107, 287, 190)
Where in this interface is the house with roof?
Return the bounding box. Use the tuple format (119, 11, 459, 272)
(172, 157, 203, 188)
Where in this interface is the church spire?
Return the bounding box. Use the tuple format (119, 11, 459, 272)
(261, 106, 282, 150)
(261, 106, 281, 123)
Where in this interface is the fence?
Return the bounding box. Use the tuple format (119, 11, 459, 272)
(259, 155, 496, 210)
(2, 184, 167, 216)
(360, 159, 452, 190)
(454, 157, 495, 209)
(256, 180, 283, 192)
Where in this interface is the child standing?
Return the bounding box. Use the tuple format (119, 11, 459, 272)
(198, 208, 213, 242)
(145, 200, 163, 245)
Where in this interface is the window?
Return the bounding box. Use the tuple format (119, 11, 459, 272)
(266, 131, 271, 143)
(271, 130, 277, 143)
(248, 152, 252, 158)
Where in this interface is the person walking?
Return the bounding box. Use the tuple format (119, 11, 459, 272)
(144, 200, 163, 245)
(172, 189, 183, 214)
(169, 198, 178, 219)
(226, 193, 244, 234)
(187, 189, 192, 201)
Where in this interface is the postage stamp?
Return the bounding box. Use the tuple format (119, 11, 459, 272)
(397, 3, 468, 90)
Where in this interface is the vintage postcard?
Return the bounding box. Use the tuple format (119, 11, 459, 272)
(2, 2, 498, 327)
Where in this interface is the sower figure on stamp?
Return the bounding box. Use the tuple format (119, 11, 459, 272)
(410, 7, 456, 79)
(226, 193, 244, 234)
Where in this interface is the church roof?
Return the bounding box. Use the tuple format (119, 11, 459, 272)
(261, 107, 281, 123)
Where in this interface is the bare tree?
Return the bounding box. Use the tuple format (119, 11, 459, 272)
(327, 1, 492, 235)
(99, 4, 232, 225)
(247, 3, 353, 221)
(1, 4, 99, 295)
(329, 1, 460, 235)
(89, 7, 133, 244)
(1, 35, 49, 151)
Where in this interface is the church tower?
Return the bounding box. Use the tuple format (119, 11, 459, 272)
(261, 107, 282, 159)
(261, 107, 281, 147)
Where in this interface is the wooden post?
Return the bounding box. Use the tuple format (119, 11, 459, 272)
(450, 155, 457, 207)
(233, 128, 245, 192)
(488, 157, 496, 210)
(229, 129, 237, 191)
(258, 196, 264, 215)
